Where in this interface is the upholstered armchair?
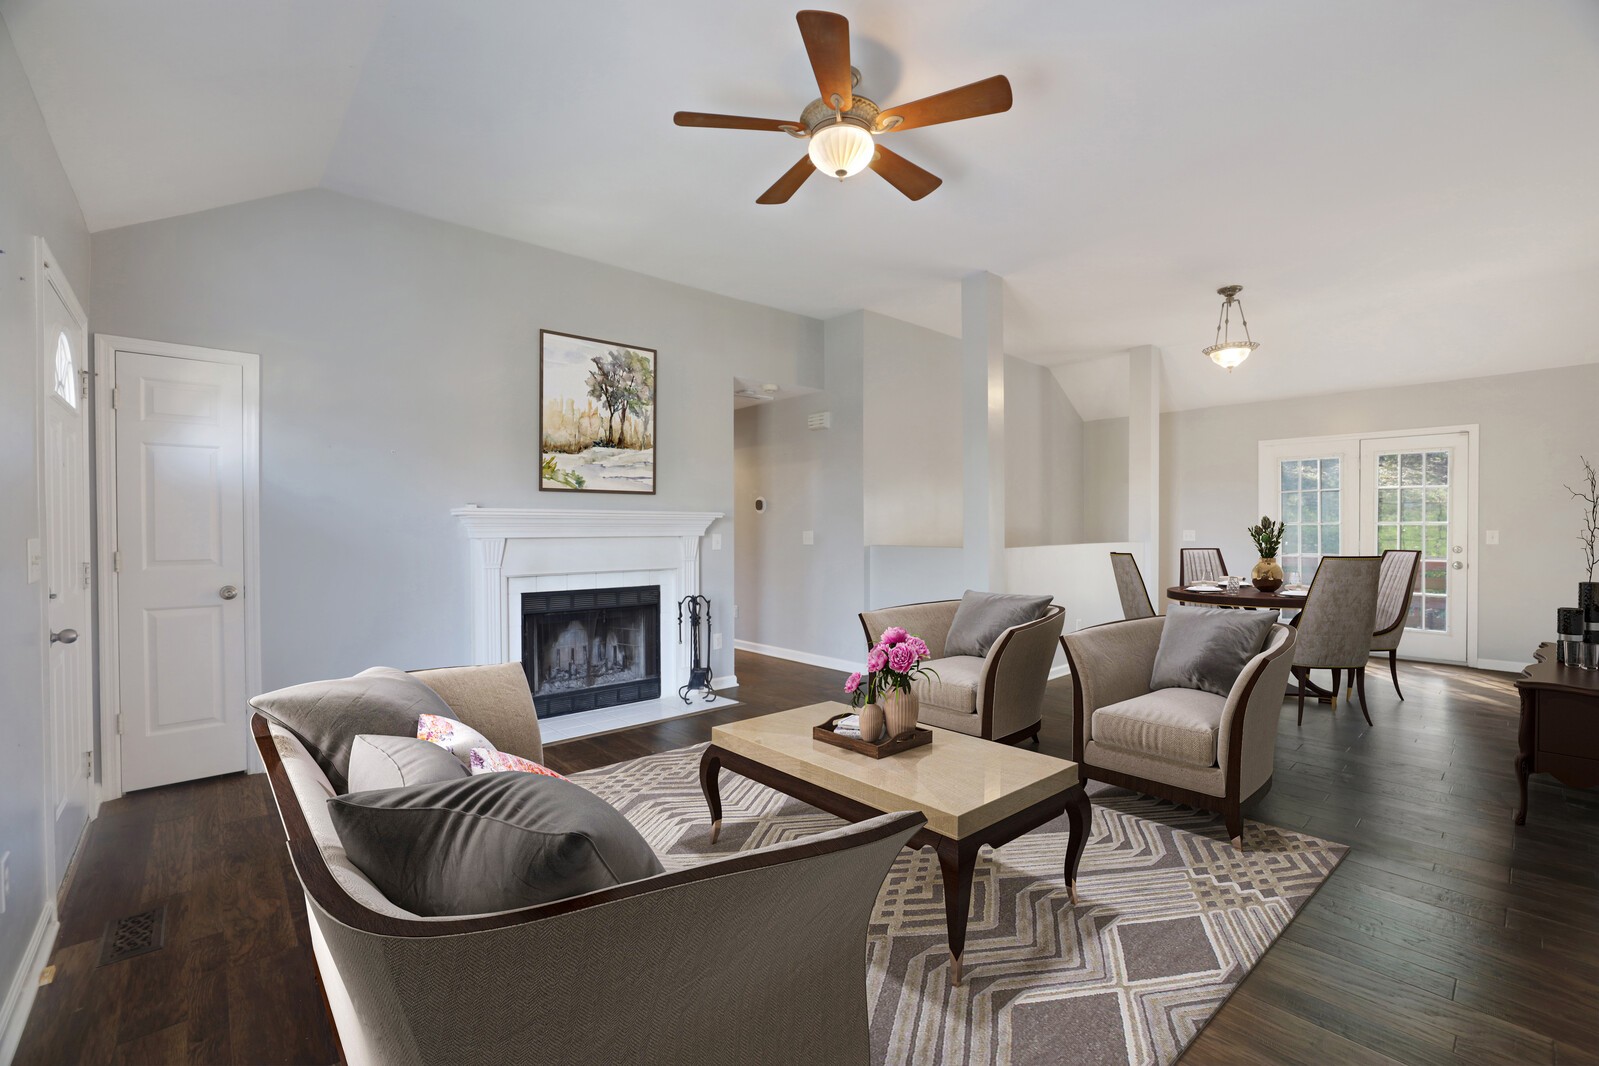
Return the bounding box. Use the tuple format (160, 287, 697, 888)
(1368, 549, 1421, 699)
(1060, 617, 1296, 846)
(1290, 555, 1384, 725)
(1110, 552, 1155, 619)
(858, 600, 1066, 745)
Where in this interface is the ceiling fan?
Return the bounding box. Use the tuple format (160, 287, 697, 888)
(674, 9, 1013, 204)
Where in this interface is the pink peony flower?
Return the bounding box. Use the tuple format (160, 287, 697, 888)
(844, 672, 862, 694)
(867, 648, 888, 673)
(888, 644, 916, 673)
(880, 626, 909, 646)
(904, 636, 930, 661)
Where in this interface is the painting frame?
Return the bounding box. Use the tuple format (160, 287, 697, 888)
(538, 328, 658, 495)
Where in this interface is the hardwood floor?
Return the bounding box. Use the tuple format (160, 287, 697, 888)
(14, 651, 1599, 1064)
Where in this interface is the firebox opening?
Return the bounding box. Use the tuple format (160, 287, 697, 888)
(521, 585, 662, 718)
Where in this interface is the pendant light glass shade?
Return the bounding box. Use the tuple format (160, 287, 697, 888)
(1202, 285, 1260, 371)
(808, 121, 874, 180)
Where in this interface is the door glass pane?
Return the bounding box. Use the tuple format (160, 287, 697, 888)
(1322, 524, 1340, 553)
(1321, 458, 1341, 488)
(1278, 456, 1340, 579)
(1379, 449, 1452, 634)
(1323, 490, 1340, 522)
(52, 332, 77, 410)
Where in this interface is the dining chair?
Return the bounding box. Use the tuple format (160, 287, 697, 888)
(1109, 552, 1155, 619)
(1288, 555, 1384, 726)
(1179, 547, 1228, 586)
(1366, 549, 1422, 700)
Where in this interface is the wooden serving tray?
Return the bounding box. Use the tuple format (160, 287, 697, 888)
(813, 712, 933, 759)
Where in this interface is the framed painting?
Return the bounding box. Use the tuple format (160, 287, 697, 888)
(539, 329, 657, 494)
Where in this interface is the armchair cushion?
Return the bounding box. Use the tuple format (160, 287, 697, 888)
(944, 590, 1053, 657)
(912, 655, 985, 716)
(1151, 605, 1279, 697)
(1092, 688, 1228, 769)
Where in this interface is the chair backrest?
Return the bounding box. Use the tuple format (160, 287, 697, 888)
(1109, 552, 1155, 619)
(1374, 549, 1421, 635)
(1292, 556, 1384, 668)
(1179, 547, 1227, 586)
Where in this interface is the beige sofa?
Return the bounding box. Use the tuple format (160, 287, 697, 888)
(859, 601, 1066, 745)
(255, 662, 923, 1066)
(1060, 618, 1296, 846)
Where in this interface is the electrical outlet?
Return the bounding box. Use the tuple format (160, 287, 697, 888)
(802, 530, 814, 545)
(1183, 530, 1196, 543)
(710, 533, 723, 550)
(1, 850, 9, 914)
(712, 633, 723, 651)
(1485, 530, 1499, 545)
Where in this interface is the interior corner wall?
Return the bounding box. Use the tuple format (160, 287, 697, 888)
(1082, 417, 1130, 541)
(861, 312, 961, 547)
(1005, 357, 1083, 547)
(733, 312, 867, 668)
(88, 188, 822, 693)
(0, 12, 92, 1048)
(1160, 361, 1599, 665)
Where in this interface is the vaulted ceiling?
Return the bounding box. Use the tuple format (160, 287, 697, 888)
(5, 0, 1597, 413)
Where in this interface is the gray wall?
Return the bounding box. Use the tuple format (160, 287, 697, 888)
(733, 312, 867, 666)
(1160, 362, 1599, 664)
(1082, 417, 1130, 541)
(0, 11, 91, 1032)
(862, 314, 961, 547)
(1005, 356, 1083, 547)
(90, 189, 822, 690)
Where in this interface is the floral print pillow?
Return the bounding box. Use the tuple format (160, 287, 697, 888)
(469, 747, 567, 781)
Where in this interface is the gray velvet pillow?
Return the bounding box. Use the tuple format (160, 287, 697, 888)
(1150, 605, 1280, 697)
(249, 667, 452, 793)
(329, 773, 665, 917)
(348, 735, 470, 793)
(944, 590, 1053, 657)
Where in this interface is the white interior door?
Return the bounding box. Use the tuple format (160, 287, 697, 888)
(114, 350, 249, 791)
(39, 247, 94, 882)
(1360, 432, 1470, 663)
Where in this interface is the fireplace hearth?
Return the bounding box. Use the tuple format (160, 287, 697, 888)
(521, 586, 662, 718)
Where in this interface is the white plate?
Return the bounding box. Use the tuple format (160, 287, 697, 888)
(1279, 589, 1308, 597)
(1185, 584, 1222, 592)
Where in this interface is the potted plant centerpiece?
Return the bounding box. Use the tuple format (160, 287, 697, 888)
(846, 627, 938, 741)
(1247, 516, 1287, 593)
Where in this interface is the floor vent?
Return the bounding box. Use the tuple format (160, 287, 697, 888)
(98, 905, 166, 966)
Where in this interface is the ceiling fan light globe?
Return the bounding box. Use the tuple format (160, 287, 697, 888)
(807, 122, 874, 180)
(1204, 342, 1258, 370)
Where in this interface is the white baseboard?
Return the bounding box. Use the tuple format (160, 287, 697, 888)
(1, 901, 58, 1064)
(1472, 658, 1529, 674)
(1048, 663, 1072, 681)
(712, 674, 738, 691)
(734, 640, 859, 675)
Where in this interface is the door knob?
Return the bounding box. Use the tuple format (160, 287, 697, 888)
(219, 585, 239, 600)
(1451, 561, 1464, 570)
(51, 628, 78, 644)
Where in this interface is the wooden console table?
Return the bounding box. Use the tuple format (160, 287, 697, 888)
(1514, 643, 1599, 825)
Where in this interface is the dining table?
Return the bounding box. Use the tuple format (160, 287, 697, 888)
(1165, 582, 1337, 703)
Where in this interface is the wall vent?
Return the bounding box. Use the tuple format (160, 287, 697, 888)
(807, 411, 831, 431)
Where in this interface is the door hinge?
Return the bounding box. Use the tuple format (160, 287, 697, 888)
(79, 369, 89, 401)
(113, 549, 122, 573)
(82, 751, 92, 778)
(111, 386, 119, 410)
(81, 561, 90, 589)
(116, 713, 123, 736)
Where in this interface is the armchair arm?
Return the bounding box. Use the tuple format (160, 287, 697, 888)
(1060, 617, 1165, 761)
(1218, 624, 1296, 799)
(860, 600, 960, 660)
(978, 605, 1066, 739)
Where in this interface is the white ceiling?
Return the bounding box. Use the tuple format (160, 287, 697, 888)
(7, 0, 1598, 413)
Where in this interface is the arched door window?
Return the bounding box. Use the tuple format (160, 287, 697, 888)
(52, 331, 78, 409)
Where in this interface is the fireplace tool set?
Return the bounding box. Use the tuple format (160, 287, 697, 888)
(677, 595, 718, 703)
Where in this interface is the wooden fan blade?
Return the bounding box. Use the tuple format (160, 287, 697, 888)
(868, 145, 942, 201)
(875, 75, 1013, 133)
(674, 112, 803, 133)
(797, 10, 852, 111)
(757, 156, 816, 204)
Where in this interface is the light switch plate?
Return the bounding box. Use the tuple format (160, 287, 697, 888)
(1485, 530, 1499, 545)
(710, 533, 723, 550)
(712, 633, 723, 651)
(26, 538, 41, 584)
(1183, 530, 1196, 543)
(802, 530, 814, 545)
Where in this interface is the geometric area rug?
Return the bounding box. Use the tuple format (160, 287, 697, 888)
(572, 744, 1347, 1066)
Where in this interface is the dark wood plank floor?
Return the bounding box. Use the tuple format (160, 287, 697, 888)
(14, 651, 1599, 1064)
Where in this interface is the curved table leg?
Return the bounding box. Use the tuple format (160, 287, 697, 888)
(1063, 783, 1092, 905)
(699, 746, 724, 844)
(935, 839, 979, 986)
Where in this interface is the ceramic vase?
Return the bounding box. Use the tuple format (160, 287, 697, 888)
(882, 687, 920, 739)
(1252, 556, 1285, 593)
(1581, 583, 1599, 645)
(858, 702, 886, 743)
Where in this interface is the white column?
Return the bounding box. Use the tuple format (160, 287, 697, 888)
(1126, 345, 1162, 599)
(962, 271, 1007, 591)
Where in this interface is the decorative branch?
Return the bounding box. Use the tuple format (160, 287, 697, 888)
(1568, 456, 1599, 583)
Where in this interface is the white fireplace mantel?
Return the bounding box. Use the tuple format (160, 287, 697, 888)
(451, 505, 722, 669)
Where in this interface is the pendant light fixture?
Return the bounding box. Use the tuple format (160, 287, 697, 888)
(1203, 285, 1260, 370)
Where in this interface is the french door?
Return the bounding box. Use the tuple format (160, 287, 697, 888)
(1261, 428, 1473, 664)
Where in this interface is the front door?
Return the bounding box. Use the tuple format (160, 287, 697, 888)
(39, 245, 94, 883)
(1360, 432, 1471, 663)
(114, 349, 249, 790)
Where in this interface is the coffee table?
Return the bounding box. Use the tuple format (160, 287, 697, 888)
(699, 702, 1091, 985)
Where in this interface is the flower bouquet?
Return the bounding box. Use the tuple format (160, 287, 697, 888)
(845, 626, 938, 741)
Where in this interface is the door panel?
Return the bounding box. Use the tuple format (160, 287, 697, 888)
(116, 351, 247, 791)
